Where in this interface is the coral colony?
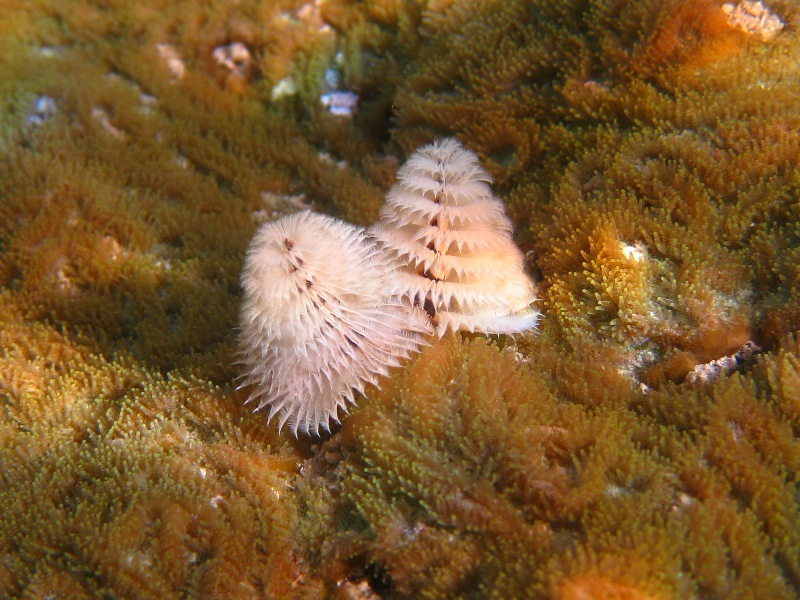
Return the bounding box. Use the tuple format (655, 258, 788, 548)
(239, 140, 538, 434)
(4, 0, 800, 596)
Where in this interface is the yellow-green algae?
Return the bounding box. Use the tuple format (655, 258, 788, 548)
(0, 0, 799, 597)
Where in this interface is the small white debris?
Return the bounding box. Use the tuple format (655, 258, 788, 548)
(335, 580, 381, 600)
(620, 242, 646, 262)
(124, 551, 153, 569)
(157, 43, 185, 80)
(605, 484, 626, 498)
(251, 209, 271, 223)
(55, 265, 78, 295)
(98, 235, 122, 261)
(685, 341, 760, 384)
(91, 107, 125, 139)
(670, 493, 694, 513)
(317, 152, 347, 169)
(26, 95, 58, 126)
(722, 1, 784, 41)
(260, 191, 311, 210)
(320, 91, 359, 117)
(212, 42, 252, 74)
(271, 76, 298, 101)
(252, 192, 313, 223)
(38, 46, 63, 58)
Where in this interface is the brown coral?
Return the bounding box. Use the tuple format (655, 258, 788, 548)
(298, 336, 800, 598)
(0, 309, 317, 597)
(1, 0, 800, 596)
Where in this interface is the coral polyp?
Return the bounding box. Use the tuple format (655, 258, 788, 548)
(1, 0, 799, 596)
(369, 138, 539, 336)
(238, 211, 427, 436)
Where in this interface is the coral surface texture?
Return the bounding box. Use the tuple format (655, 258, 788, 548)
(0, 0, 799, 598)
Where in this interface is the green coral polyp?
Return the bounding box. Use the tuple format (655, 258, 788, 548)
(0, 0, 799, 597)
(300, 336, 800, 597)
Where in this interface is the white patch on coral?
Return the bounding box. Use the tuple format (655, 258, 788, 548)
(685, 341, 760, 384)
(722, 1, 784, 41)
(320, 91, 359, 117)
(212, 42, 251, 73)
(139, 93, 157, 112)
(26, 95, 58, 126)
(157, 43, 185, 80)
(260, 191, 311, 210)
(316, 152, 347, 169)
(271, 76, 298, 101)
(91, 107, 125, 139)
(253, 192, 311, 223)
(37, 46, 64, 58)
(620, 242, 646, 262)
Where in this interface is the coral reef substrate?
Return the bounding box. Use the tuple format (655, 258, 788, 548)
(1, 0, 799, 597)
